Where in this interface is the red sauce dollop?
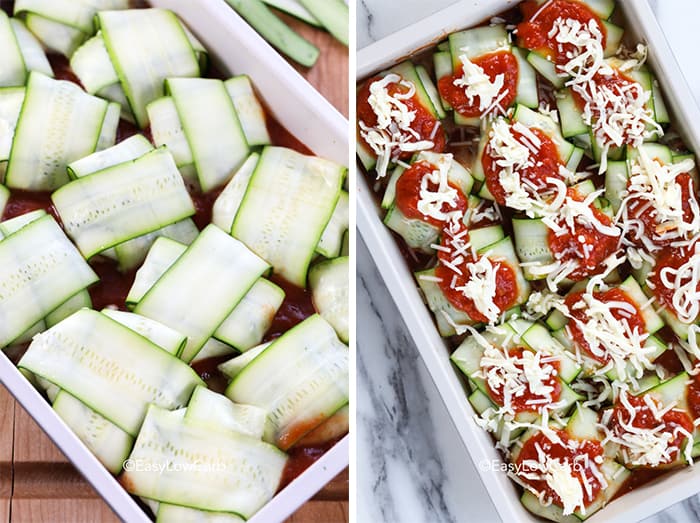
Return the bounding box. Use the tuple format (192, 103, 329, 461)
(547, 188, 619, 281)
(626, 172, 697, 248)
(263, 275, 316, 343)
(485, 347, 561, 412)
(564, 287, 646, 363)
(394, 160, 468, 227)
(516, 429, 605, 509)
(357, 75, 445, 157)
(435, 224, 519, 322)
(482, 125, 564, 206)
(437, 51, 518, 118)
(517, 0, 606, 64)
(610, 394, 693, 465)
(648, 242, 698, 321)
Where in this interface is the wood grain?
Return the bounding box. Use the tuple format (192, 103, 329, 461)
(1, 8, 349, 523)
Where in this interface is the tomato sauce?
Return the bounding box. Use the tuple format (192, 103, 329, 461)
(482, 125, 563, 205)
(517, 0, 606, 64)
(564, 288, 646, 363)
(357, 75, 445, 157)
(394, 160, 468, 227)
(515, 429, 605, 509)
(687, 373, 700, 421)
(278, 436, 344, 491)
(437, 51, 518, 118)
(485, 347, 561, 412)
(610, 394, 693, 465)
(627, 172, 697, 247)
(648, 243, 697, 320)
(548, 188, 619, 281)
(435, 224, 519, 322)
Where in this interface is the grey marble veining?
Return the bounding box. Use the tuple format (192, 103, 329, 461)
(357, 1, 700, 522)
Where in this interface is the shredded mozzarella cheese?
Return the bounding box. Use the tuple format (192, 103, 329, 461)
(454, 49, 507, 115)
(358, 74, 435, 178)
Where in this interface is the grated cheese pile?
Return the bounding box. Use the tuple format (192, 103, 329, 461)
(415, 153, 463, 224)
(456, 257, 502, 323)
(548, 17, 661, 172)
(358, 73, 435, 178)
(657, 241, 700, 323)
(566, 291, 655, 383)
(601, 390, 694, 467)
(454, 48, 509, 117)
(617, 148, 699, 252)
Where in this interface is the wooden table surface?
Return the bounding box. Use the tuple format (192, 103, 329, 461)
(0, 10, 349, 523)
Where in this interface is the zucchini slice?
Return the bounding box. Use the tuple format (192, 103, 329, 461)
(98, 9, 201, 128)
(135, 225, 270, 363)
(121, 405, 287, 517)
(6, 73, 110, 191)
(0, 215, 98, 347)
(226, 314, 349, 450)
(52, 147, 196, 259)
(231, 146, 345, 287)
(310, 256, 349, 343)
(19, 309, 204, 435)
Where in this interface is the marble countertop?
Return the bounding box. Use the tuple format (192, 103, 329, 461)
(356, 1, 700, 522)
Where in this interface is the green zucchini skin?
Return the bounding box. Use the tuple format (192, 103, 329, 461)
(224, 0, 320, 67)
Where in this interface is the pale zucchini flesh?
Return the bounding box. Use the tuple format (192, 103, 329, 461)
(135, 225, 270, 363)
(18, 308, 204, 435)
(231, 146, 345, 287)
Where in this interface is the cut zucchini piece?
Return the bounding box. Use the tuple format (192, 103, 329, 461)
(224, 75, 271, 148)
(218, 343, 271, 380)
(226, 314, 348, 450)
(19, 308, 204, 436)
(67, 134, 154, 179)
(167, 78, 250, 192)
(121, 405, 287, 518)
(213, 278, 285, 352)
(126, 237, 186, 308)
(0, 11, 27, 88)
(101, 309, 187, 356)
(185, 386, 267, 440)
(231, 146, 345, 287)
(223, 0, 319, 67)
(212, 153, 259, 234)
(0, 215, 98, 347)
(53, 391, 134, 475)
(317, 190, 349, 258)
(135, 225, 270, 363)
(52, 147, 196, 259)
(98, 9, 201, 128)
(9, 18, 52, 79)
(297, 0, 348, 46)
(6, 73, 109, 191)
(310, 256, 349, 343)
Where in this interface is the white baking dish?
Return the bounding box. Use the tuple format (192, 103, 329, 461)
(0, 0, 349, 521)
(357, 1, 700, 521)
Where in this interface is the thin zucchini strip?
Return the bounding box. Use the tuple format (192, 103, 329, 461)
(52, 147, 196, 259)
(6, 73, 110, 191)
(231, 146, 345, 287)
(0, 215, 98, 347)
(121, 405, 287, 517)
(167, 78, 250, 192)
(18, 308, 204, 436)
(98, 9, 201, 128)
(297, 0, 349, 46)
(227, 314, 349, 450)
(223, 0, 320, 67)
(135, 225, 270, 363)
(53, 391, 134, 474)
